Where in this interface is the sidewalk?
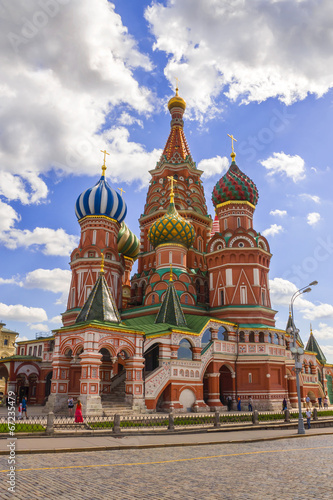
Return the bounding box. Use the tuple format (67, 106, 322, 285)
(1, 426, 332, 456)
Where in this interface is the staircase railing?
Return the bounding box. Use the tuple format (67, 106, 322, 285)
(100, 370, 126, 395)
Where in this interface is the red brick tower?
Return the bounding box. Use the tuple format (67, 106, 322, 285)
(62, 155, 127, 326)
(206, 141, 276, 327)
(131, 87, 212, 306)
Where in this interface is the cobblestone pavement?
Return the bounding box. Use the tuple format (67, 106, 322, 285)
(1, 435, 332, 500)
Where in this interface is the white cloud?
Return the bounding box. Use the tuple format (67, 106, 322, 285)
(0, 200, 20, 232)
(270, 209, 287, 217)
(262, 224, 283, 237)
(0, 276, 23, 286)
(29, 323, 50, 333)
(270, 278, 333, 321)
(0, 303, 47, 323)
(300, 193, 321, 204)
(16, 335, 28, 343)
(0, 0, 154, 204)
(118, 112, 143, 128)
(198, 155, 229, 179)
(0, 227, 79, 256)
(24, 268, 71, 304)
(145, 0, 333, 119)
(261, 153, 305, 183)
(307, 212, 321, 226)
(312, 323, 333, 340)
(49, 315, 62, 325)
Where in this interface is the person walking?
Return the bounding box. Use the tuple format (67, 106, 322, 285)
(68, 397, 74, 416)
(237, 396, 241, 411)
(21, 396, 28, 419)
(324, 396, 328, 409)
(318, 397, 322, 408)
(75, 399, 84, 423)
(248, 397, 253, 412)
(305, 395, 311, 409)
(306, 408, 311, 429)
(282, 398, 287, 411)
(227, 396, 232, 411)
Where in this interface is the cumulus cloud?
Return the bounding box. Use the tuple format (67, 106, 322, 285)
(145, 0, 333, 119)
(0, 303, 47, 323)
(261, 153, 305, 183)
(198, 155, 229, 179)
(270, 278, 333, 321)
(16, 335, 28, 343)
(24, 268, 71, 303)
(0, 200, 20, 232)
(29, 323, 50, 333)
(300, 194, 321, 204)
(118, 112, 143, 128)
(270, 209, 287, 217)
(262, 224, 283, 237)
(0, 227, 79, 256)
(0, 0, 154, 205)
(307, 212, 321, 226)
(49, 315, 62, 325)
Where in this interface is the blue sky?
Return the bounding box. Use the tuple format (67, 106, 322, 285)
(0, 0, 333, 361)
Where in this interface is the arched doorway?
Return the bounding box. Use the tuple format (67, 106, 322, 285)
(0, 365, 9, 397)
(45, 371, 52, 399)
(219, 365, 233, 405)
(99, 348, 113, 394)
(144, 343, 160, 373)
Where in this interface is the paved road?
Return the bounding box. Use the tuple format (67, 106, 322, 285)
(1, 435, 332, 499)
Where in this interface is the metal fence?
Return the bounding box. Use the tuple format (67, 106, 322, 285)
(0, 409, 332, 435)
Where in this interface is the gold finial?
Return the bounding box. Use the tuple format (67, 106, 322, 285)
(100, 252, 105, 274)
(175, 77, 179, 96)
(310, 323, 313, 335)
(100, 149, 110, 176)
(227, 134, 237, 162)
(170, 262, 173, 282)
(118, 187, 126, 197)
(167, 175, 177, 204)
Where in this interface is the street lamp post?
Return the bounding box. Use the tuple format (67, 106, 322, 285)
(286, 281, 318, 435)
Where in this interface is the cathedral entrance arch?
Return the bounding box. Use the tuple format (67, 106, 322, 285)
(144, 343, 160, 374)
(45, 371, 52, 399)
(99, 348, 114, 394)
(219, 365, 233, 405)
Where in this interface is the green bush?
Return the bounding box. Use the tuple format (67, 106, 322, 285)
(0, 423, 45, 433)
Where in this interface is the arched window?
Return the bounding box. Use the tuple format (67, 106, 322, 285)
(218, 326, 226, 340)
(273, 333, 279, 345)
(201, 329, 211, 346)
(259, 332, 265, 343)
(178, 339, 193, 360)
(249, 331, 255, 343)
(239, 331, 245, 342)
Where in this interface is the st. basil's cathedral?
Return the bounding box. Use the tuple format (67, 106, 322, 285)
(1, 88, 332, 413)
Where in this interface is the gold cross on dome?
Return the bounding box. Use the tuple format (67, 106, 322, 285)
(174, 77, 180, 95)
(118, 187, 126, 197)
(100, 252, 105, 274)
(100, 149, 110, 175)
(227, 134, 237, 153)
(167, 175, 177, 204)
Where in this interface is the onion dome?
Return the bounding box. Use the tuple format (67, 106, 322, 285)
(117, 222, 140, 260)
(148, 183, 195, 249)
(75, 168, 127, 223)
(212, 161, 259, 207)
(168, 86, 186, 112)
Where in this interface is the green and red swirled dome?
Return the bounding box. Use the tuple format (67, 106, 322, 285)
(212, 162, 259, 207)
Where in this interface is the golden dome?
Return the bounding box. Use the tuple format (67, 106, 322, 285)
(168, 87, 186, 111)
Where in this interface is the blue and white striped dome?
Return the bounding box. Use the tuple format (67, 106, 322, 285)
(75, 174, 127, 223)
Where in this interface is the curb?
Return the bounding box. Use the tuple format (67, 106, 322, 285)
(1, 430, 333, 456)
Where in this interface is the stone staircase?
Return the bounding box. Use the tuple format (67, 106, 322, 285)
(101, 375, 133, 415)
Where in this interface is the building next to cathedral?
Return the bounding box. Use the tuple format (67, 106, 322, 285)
(1, 88, 333, 413)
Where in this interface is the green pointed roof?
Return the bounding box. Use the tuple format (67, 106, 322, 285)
(305, 328, 326, 363)
(75, 272, 121, 324)
(155, 279, 187, 327)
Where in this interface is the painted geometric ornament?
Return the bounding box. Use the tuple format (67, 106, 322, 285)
(212, 162, 259, 207)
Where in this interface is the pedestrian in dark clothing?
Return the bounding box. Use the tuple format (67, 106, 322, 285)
(237, 396, 241, 411)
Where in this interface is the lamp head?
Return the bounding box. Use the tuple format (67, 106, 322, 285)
(303, 287, 311, 294)
(309, 280, 318, 286)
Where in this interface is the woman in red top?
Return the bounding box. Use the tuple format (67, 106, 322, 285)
(75, 399, 84, 423)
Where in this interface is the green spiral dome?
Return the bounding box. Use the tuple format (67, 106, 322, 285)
(212, 162, 259, 207)
(117, 222, 140, 260)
